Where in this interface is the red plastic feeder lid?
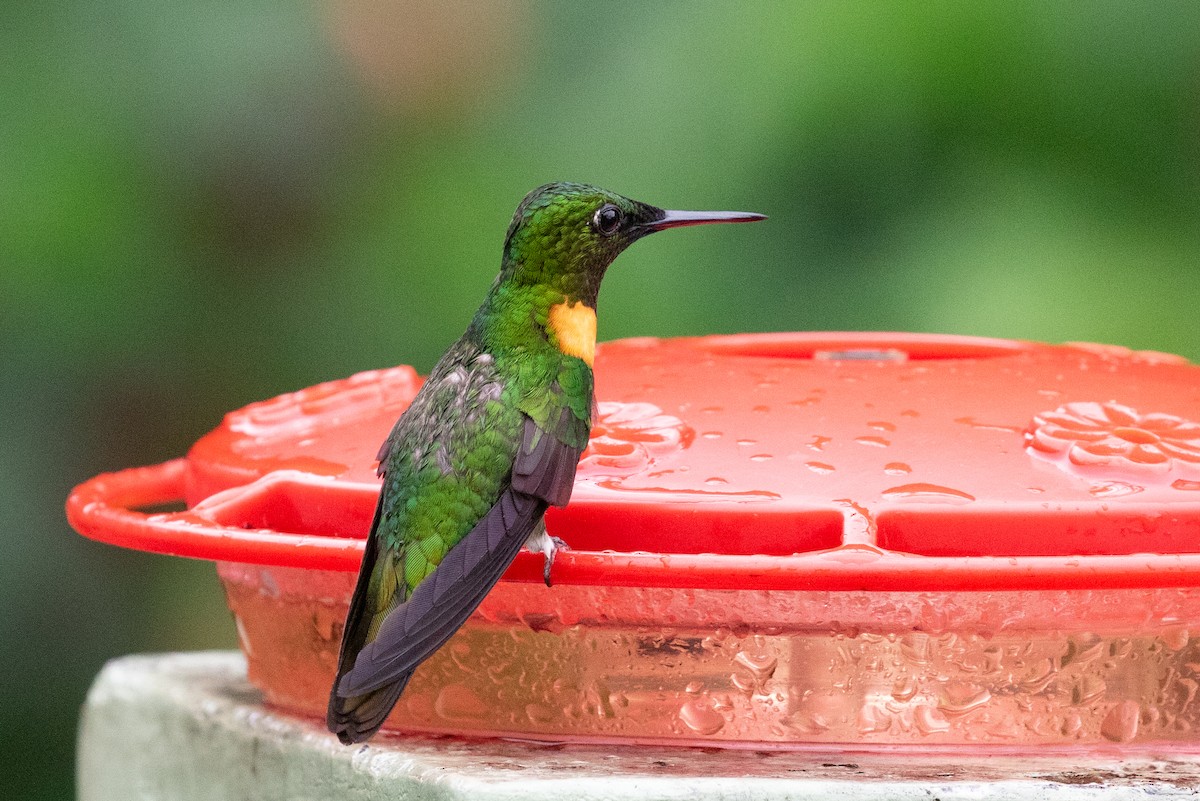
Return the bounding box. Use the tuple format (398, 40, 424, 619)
(68, 332, 1200, 591)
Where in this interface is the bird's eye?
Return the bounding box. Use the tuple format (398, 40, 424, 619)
(593, 204, 622, 235)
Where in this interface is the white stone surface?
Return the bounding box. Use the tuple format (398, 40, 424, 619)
(79, 652, 1200, 800)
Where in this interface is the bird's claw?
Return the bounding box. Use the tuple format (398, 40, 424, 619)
(543, 536, 570, 588)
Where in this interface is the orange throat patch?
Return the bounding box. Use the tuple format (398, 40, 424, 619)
(548, 301, 597, 367)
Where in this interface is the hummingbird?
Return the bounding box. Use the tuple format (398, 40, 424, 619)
(327, 182, 765, 744)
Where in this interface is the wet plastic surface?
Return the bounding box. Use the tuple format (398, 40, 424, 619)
(67, 332, 1200, 746)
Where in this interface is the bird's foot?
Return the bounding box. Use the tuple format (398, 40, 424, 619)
(526, 525, 570, 587)
(542, 536, 570, 588)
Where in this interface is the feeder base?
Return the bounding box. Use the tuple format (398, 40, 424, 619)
(79, 652, 1200, 800)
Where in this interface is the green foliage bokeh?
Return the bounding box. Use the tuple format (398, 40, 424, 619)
(3, 2, 1199, 797)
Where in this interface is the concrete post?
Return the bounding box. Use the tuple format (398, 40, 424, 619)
(79, 652, 1200, 800)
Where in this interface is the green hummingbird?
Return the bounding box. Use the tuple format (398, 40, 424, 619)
(327, 182, 765, 744)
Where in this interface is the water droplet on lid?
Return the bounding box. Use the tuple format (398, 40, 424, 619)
(434, 684, 488, 721)
(734, 648, 778, 681)
(882, 483, 975, 504)
(736, 438, 757, 447)
(884, 462, 911, 475)
(446, 643, 476, 672)
(914, 705, 951, 735)
(954, 416, 1024, 433)
(1062, 634, 1104, 668)
(752, 405, 770, 413)
(868, 421, 897, 432)
(702, 431, 722, 440)
(806, 435, 831, 451)
(684, 680, 704, 694)
(855, 436, 890, 448)
(1072, 675, 1107, 705)
(1100, 700, 1141, 743)
(805, 461, 835, 475)
(785, 711, 831, 735)
(1172, 479, 1200, 491)
(730, 671, 756, 694)
(1016, 659, 1056, 694)
(891, 676, 917, 702)
(525, 703, 556, 725)
(705, 477, 728, 486)
(857, 702, 892, 734)
(679, 699, 725, 735)
(1089, 481, 1144, 498)
(939, 683, 991, 716)
(750, 453, 773, 462)
(899, 632, 933, 664)
(1163, 628, 1190, 651)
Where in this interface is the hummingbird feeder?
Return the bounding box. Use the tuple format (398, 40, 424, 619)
(68, 332, 1200, 748)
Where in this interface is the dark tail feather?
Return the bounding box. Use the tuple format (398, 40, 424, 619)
(326, 671, 414, 745)
(328, 496, 401, 744)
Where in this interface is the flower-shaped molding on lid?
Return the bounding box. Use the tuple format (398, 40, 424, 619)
(1027, 401, 1200, 481)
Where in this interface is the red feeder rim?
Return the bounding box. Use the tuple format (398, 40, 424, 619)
(67, 332, 1200, 591)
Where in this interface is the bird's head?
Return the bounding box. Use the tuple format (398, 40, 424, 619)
(499, 182, 764, 307)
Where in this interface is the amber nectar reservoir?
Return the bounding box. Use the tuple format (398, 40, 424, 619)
(68, 333, 1200, 747)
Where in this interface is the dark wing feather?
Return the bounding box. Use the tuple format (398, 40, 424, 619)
(327, 674, 412, 745)
(337, 489, 544, 696)
(334, 416, 584, 700)
(510, 411, 585, 508)
(327, 494, 401, 743)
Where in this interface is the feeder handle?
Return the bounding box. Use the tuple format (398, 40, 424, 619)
(65, 460, 366, 571)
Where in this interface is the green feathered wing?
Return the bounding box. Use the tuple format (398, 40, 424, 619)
(327, 339, 592, 744)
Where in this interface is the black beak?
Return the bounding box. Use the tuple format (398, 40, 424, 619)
(642, 208, 767, 232)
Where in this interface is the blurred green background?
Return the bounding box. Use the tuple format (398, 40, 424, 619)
(4, 1, 1200, 797)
